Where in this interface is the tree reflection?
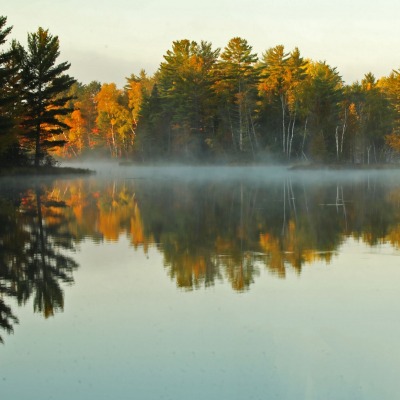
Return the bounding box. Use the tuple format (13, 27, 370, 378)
(3, 171, 400, 342)
(0, 183, 78, 342)
(0, 300, 18, 344)
(28, 173, 400, 292)
(133, 174, 400, 286)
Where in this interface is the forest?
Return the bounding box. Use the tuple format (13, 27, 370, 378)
(0, 15, 400, 167)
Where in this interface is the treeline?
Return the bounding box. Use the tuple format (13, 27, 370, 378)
(1, 16, 400, 166)
(3, 173, 400, 339)
(0, 17, 75, 168)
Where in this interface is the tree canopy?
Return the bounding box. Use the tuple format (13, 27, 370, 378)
(0, 14, 399, 167)
(18, 27, 75, 166)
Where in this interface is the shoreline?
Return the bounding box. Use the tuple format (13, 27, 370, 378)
(0, 165, 95, 177)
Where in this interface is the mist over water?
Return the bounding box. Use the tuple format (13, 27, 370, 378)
(61, 159, 400, 184)
(2, 161, 400, 399)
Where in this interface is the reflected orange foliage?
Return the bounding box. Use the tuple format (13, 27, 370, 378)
(130, 204, 153, 252)
(259, 232, 285, 277)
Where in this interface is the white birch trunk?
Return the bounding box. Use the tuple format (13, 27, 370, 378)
(289, 111, 296, 160)
(281, 94, 286, 154)
(341, 108, 347, 154)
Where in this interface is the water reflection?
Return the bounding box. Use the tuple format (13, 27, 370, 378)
(0, 182, 78, 342)
(1, 169, 400, 341)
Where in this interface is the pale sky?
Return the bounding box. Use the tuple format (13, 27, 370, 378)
(3, 0, 400, 88)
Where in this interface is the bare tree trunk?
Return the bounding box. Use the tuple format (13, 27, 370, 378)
(228, 108, 236, 150)
(335, 126, 339, 160)
(238, 82, 243, 152)
(301, 117, 308, 159)
(341, 108, 347, 155)
(248, 111, 259, 149)
(281, 94, 286, 154)
(247, 112, 255, 158)
(286, 116, 291, 157)
(63, 132, 77, 157)
(35, 123, 41, 167)
(110, 124, 117, 157)
(289, 110, 296, 160)
(244, 100, 255, 158)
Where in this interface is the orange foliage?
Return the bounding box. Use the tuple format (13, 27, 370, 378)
(259, 232, 285, 277)
(385, 132, 400, 152)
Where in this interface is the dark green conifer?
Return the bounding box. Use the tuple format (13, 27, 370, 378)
(19, 27, 75, 166)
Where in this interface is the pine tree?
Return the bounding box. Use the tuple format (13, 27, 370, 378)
(0, 16, 23, 166)
(215, 37, 259, 154)
(259, 45, 308, 159)
(19, 27, 75, 167)
(158, 40, 220, 158)
(302, 61, 343, 162)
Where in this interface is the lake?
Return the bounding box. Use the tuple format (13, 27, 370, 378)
(1, 165, 400, 399)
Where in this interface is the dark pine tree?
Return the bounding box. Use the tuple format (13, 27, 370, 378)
(19, 27, 75, 167)
(0, 16, 24, 167)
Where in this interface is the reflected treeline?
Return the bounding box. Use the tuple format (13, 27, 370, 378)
(136, 175, 400, 286)
(0, 181, 78, 343)
(10, 173, 399, 292)
(2, 173, 400, 341)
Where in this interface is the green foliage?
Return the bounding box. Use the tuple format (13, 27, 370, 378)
(18, 27, 75, 166)
(214, 37, 259, 155)
(302, 61, 344, 161)
(0, 16, 25, 167)
(0, 185, 79, 342)
(258, 45, 308, 159)
(1, 13, 399, 165)
(155, 40, 220, 159)
(383, 69, 400, 156)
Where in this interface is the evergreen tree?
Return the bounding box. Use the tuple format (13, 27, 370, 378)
(302, 61, 344, 162)
(383, 69, 400, 157)
(359, 73, 393, 163)
(157, 40, 220, 158)
(137, 83, 171, 160)
(215, 37, 259, 155)
(0, 16, 23, 166)
(19, 27, 75, 166)
(259, 45, 308, 159)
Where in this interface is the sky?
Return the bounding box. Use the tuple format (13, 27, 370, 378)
(2, 0, 400, 88)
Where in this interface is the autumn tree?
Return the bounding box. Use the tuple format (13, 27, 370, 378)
(125, 70, 154, 125)
(301, 61, 344, 162)
(358, 73, 393, 163)
(95, 83, 135, 157)
(63, 106, 85, 157)
(258, 45, 308, 159)
(61, 81, 101, 157)
(335, 83, 363, 163)
(381, 69, 400, 157)
(18, 27, 75, 166)
(214, 37, 259, 155)
(124, 70, 155, 159)
(156, 40, 220, 158)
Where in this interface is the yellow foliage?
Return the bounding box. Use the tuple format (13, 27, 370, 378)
(385, 132, 400, 152)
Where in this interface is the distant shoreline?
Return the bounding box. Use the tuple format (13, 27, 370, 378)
(3, 162, 398, 176)
(0, 165, 95, 177)
(118, 160, 400, 170)
(288, 163, 400, 171)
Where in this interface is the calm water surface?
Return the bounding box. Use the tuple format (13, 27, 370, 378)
(1, 165, 400, 399)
